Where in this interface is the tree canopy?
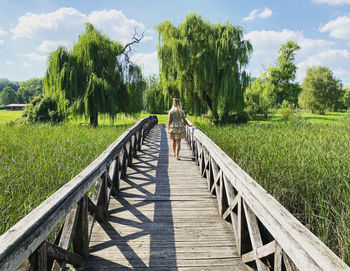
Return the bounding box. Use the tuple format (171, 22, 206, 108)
(17, 78, 43, 103)
(244, 74, 275, 118)
(44, 23, 144, 126)
(0, 86, 18, 105)
(145, 75, 166, 114)
(0, 78, 19, 92)
(268, 40, 301, 105)
(157, 13, 252, 122)
(299, 66, 343, 114)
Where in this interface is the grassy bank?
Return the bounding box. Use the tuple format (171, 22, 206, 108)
(191, 116, 350, 264)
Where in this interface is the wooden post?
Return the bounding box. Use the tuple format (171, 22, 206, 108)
(121, 146, 127, 179)
(110, 156, 120, 192)
(127, 138, 133, 166)
(73, 194, 89, 258)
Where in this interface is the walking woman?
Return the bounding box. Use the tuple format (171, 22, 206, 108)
(168, 98, 193, 160)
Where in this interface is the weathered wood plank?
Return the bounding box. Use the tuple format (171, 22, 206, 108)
(45, 241, 83, 266)
(51, 205, 79, 270)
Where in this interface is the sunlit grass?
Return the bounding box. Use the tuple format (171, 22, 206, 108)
(250, 110, 345, 125)
(0, 121, 135, 234)
(0, 110, 24, 124)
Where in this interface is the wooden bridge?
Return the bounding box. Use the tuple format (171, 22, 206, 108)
(0, 116, 349, 271)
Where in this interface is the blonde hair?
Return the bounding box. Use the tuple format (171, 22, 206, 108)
(172, 98, 182, 110)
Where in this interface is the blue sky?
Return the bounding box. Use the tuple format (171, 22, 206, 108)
(0, 0, 350, 85)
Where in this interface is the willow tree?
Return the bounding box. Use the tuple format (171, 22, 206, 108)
(44, 23, 143, 126)
(157, 13, 252, 121)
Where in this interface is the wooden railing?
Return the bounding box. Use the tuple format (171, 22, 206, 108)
(0, 115, 158, 271)
(185, 121, 350, 271)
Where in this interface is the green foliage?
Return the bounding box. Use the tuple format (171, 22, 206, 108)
(157, 13, 252, 122)
(268, 41, 301, 105)
(145, 75, 166, 113)
(193, 120, 350, 264)
(244, 75, 275, 118)
(279, 100, 295, 120)
(0, 86, 18, 105)
(343, 88, 350, 110)
(23, 94, 64, 124)
(299, 66, 343, 114)
(0, 78, 19, 92)
(17, 78, 43, 103)
(0, 122, 133, 235)
(44, 23, 144, 127)
(125, 65, 145, 115)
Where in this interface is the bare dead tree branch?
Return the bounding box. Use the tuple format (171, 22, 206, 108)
(122, 29, 144, 67)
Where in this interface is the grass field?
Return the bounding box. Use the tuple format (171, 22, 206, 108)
(0, 110, 23, 124)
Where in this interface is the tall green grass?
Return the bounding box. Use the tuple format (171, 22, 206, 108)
(0, 122, 134, 234)
(192, 118, 350, 264)
(0, 110, 23, 124)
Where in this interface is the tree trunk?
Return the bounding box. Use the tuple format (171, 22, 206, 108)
(90, 112, 98, 127)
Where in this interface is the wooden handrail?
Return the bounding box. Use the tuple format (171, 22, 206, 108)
(0, 115, 158, 271)
(185, 120, 350, 271)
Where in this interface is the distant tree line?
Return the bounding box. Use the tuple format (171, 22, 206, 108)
(0, 78, 43, 106)
(244, 41, 349, 118)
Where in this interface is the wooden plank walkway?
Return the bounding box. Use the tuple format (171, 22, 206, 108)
(79, 124, 250, 270)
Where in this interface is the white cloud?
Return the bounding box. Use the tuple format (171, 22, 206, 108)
(131, 52, 159, 77)
(243, 7, 272, 21)
(88, 9, 149, 45)
(244, 29, 346, 83)
(21, 52, 47, 62)
(21, 62, 31, 67)
(0, 26, 7, 36)
(297, 49, 349, 81)
(320, 16, 350, 39)
(37, 40, 71, 52)
(5, 60, 14, 64)
(312, 0, 350, 4)
(11, 8, 152, 46)
(12, 8, 86, 40)
(259, 7, 273, 18)
(0, 40, 3, 44)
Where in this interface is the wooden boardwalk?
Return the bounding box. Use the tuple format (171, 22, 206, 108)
(79, 124, 250, 270)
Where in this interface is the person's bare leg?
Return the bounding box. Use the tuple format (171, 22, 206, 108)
(172, 139, 176, 157)
(176, 139, 181, 159)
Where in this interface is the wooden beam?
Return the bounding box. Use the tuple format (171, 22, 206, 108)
(243, 201, 269, 271)
(37, 242, 47, 271)
(51, 205, 80, 270)
(45, 241, 83, 266)
(73, 195, 89, 258)
(256, 240, 276, 259)
(274, 243, 283, 271)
